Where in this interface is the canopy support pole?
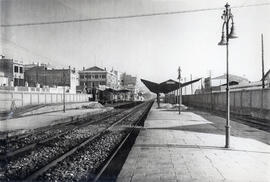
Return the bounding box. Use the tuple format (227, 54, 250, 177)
(157, 93, 160, 108)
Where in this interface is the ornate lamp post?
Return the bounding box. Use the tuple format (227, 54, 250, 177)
(218, 3, 238, 148)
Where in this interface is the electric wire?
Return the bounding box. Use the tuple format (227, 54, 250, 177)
(0, 37, 65, 67)
(1, 2, 269, 27)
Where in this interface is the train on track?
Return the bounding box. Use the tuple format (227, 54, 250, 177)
(97, 88, 138, 105)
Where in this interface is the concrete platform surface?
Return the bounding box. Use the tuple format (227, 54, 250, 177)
(117, 103, 270, 182)
(20, 102, 93, 116)
(0, 107, 109, 132)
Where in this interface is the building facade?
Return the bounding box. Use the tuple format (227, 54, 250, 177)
(200, 74, 250, 93)
(78, 66, 118, 93)
(24, 62, 54, 71)
(24, 66, 78, 93)
(0, 56, 24, 86)
(120, 72, 137, 88)
(120, 72, 137, 100)
(262, 69, 270, 87)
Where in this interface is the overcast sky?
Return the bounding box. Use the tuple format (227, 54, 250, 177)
(1, 0, 270, 88)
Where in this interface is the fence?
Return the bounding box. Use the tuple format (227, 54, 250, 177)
(0, 90, 90, 112)
(165, 88, 270, 121)
(0, 86, 74, 94)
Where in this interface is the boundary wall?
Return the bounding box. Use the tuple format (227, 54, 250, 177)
(0, 86, 73, 94)
(0, 90, 90, 112)
(165, 88, 270, 121)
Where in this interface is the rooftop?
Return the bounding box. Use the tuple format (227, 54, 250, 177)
(84, 66, 105, 72)
(212, 74, 249, 83)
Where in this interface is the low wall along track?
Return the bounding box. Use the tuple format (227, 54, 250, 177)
(181, 88, 270, 122)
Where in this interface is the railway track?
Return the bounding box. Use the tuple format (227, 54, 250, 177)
(212, 111, 270, 131)
(3, 109, 123, 158)
(92, 100, 153, 182)
(4, 109, 131, 180)
(189, 107, 270, 132)
(3, 100, 153, 181)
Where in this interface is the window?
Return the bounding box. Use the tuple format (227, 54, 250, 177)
(14, 66, 18, 73)
(87, 81, 92, 86)
(80, 75, 84, 79)
(102, 75, 106, 79)
(95, 75, 98, 79)
(19, 67, 23, 73)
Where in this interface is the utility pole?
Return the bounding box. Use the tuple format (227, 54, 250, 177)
(201, 78, 203, 93)
(176, 89, 178, 104)
(184, 77, 187, 95)
(178, 67, 181, 114)
(209, 70, 213, 111)
(190, 74, 193, 94)
(63, 86, 66, 112)
(209, 70, 212, 86)
(261, 34, 265, 89)
(43, 65, 45, 87)
(63, 69, 66, 112)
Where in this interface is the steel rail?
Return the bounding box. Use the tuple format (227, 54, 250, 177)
(92, 100, 153, 182)
(211, 110, 270, 128)
(5, 109, 122, 158)
(24, 102, 148, 181)
(8, 108, 114, 139)
(192, 108, 270, 131)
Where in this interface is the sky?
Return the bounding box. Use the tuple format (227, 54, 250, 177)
(1, 0, 270, 92)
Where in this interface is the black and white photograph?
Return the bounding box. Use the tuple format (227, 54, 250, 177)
(0, 0, 270, 181)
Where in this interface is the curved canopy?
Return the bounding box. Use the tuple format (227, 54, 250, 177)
(141, 78, 201, 94)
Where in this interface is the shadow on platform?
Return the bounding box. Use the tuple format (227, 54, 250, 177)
(146, 123, 270, 146)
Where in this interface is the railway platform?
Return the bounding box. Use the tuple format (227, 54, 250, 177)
(117, 103, 270, 182)
(0, 102, 109, 132)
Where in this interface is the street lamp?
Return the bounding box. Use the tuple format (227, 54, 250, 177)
(218, 3, 238, 148)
